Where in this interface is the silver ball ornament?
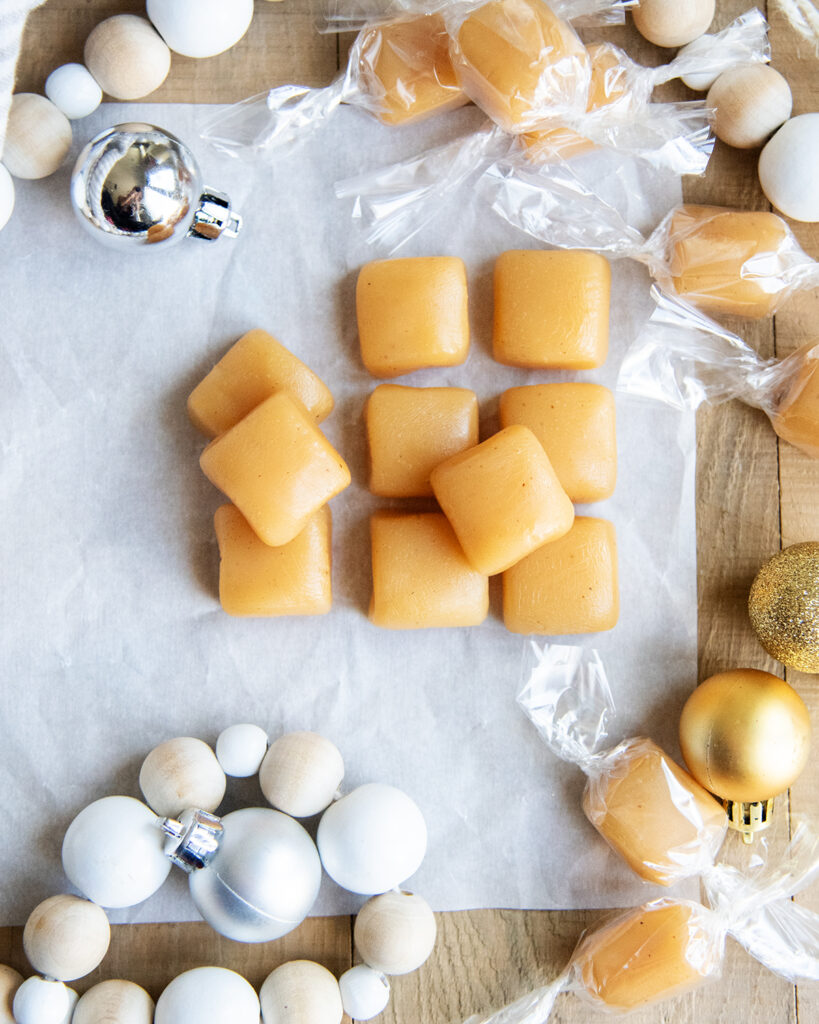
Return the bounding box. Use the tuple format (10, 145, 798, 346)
(70, 123, 242, 249)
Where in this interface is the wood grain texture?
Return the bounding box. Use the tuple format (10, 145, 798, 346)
(8, 1, 819, 1022)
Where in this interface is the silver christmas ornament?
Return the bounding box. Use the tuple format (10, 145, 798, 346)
(162, 806, 322, 943)
(70, 122, 242, 248)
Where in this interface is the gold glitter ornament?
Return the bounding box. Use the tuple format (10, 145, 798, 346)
(749, 542, 819, 673)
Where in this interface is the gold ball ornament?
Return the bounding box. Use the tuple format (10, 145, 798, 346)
(679, 668, 811, 803)
(749, 542, 819, 672)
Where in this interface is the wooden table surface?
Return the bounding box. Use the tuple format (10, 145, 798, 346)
(7, 1, 819, 1022)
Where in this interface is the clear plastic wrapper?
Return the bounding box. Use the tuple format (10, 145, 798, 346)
(619, 287, 819, 459)
(464, 821, 819, 1022)
(519, 643, 728, 887)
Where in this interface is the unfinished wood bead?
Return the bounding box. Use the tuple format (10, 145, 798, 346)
(72, 980, 154, 1024)
(632, 0, 714, 47)
(259, 961, 343, 1024)
(84, 15, 171, 100)
(139, 737, 226, 817)
(708, 64, 792, 149)
(354, 891, 437, 975)
(0, 965, 23, 1024)
(260, 732, 344, 818)
(1, 94, 72, 180)
(23, 895, 110, 982)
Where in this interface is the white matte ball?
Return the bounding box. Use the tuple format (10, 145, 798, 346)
(260, 732, 344, 817)
(154, 967, 260, 1024)
(23, 894, 110, 981)
(317, 783, 427, 894)
(1, 94, 72, 180)
(12, 978, 76, 1024)
(354, 891, 437, 975)
(216, 723, 268, 777)
(0, 165, 15, 232)
(84, 15, 171, 100)
(62, 796, 171, 908)
(759, 113, 819, 223)
(260, 960, 343, 1024)
(44, 64, 102, 120)
(0, 964, 23, 1024)
(139, 736, 226, 817)
(73, 980, 154, 1024)
(338, 966, 390, 1021)
(147, 0, 254, 58)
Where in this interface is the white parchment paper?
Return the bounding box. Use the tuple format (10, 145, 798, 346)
(0, 104, 696, 925)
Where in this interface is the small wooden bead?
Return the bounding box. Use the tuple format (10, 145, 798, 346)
(72, 980, 154, 1024)
(12, 977, 76, 1024)
(338, 966, 390, 1022)
(259, 961, 343, 1024)
(154, 967, 260, 1024)
(23, 895, 110, 982)
(0, 964, 23, 1024)
(146, 0, 254, 58)
(354, 891, 437, 975)
(708, 64, 793, 149)
(45, 64, 102, 120)
(216, 723, 268, 777)
(84, 15, 171, 100)
(259, 732, 344, 817)
(1, 94, 72, 180)
(0, 165, 14, 232)
(139, 736, 226, 817)
(632, 0, 714, 47)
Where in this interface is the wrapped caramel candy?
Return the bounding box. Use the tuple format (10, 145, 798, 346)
(619, 288, 819, 459)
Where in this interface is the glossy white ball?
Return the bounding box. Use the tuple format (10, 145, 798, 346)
(0, 164, 15, 233)
(44, 64, 102, 120)
(139, 736, 226, 817)
(154, 967, 259, 1024)
(317, 783, 427, 894)
(338, 966, 390, 1021)
(759, 113, 819, 222)
(0, 964, 23, 1024)
(216, 723, 268, 777)
(146, 0, 254, 58)
(259, 960, 343, 1024)
(72, 980, 154, 1024)
(61, 796, 171, 908)
(260, 732, 344, 818)
(12, 978, 76, 1024)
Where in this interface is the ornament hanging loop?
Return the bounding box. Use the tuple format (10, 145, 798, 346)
(162, 808, 224, 871)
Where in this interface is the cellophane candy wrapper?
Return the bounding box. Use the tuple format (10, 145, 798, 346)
(619, 288, 819, 459)
(464, 822, 819, 1023)
(519, 643, 728, 887)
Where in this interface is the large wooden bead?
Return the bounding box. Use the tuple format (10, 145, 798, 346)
(0, 964, 23, 1024)
(12, 977, 76, 1024)
(708, 65, 792, 149)
(354, 891, 437, 975)
(146, 0, 254, 58)
(139, 736, 226, 817)
(259, 961, 343, 1024)
(23, 895, 110, 982)
(84, 15, 171, 100)
(154, 967, 259, 1024)
(632, 0, 714, 47)
(1, 94, 72, 180)
(45, 64, 102, 120)
(338, 966, 390, 1022)
(260, 732, 344, 817)
(73, 980, 154, 1024)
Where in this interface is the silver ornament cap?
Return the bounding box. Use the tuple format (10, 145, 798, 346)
(70, 122, 242, 248)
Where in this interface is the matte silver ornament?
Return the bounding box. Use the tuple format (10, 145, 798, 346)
(70, 122, 242, 248)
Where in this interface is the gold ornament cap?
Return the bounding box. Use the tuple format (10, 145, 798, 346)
(679, 668, 811, 804)
(749, 542, 819, 673)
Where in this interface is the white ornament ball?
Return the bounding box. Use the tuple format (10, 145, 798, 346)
(23, 894, 110, 982)
(0, 165, 15, 233)
(354, 891, 437, 975)
(84, 15, 171, 100)
(146, 0, 254, 58)
(338, 966, 390, 1021)
(259, 960, 343, 1024)
(1, 94, 72, 180)
(12, 978, 76, 1024)
(260, 732, 344, 818)
(677, 34, 725, 92)
(44, 64, 102, 120)
(139, 736, 226, 817)
(73, 980, 154, 1024)
(708, 64, 792, 149)
(154, 967, 260, 1024)
(632, 0, 714, 47)
(216, 723, 268, 777)
(62, 796, 171, 908)
(759, 113, 819, 223)
(317, 783, 427, 894)
(0, 964, 23, 1024)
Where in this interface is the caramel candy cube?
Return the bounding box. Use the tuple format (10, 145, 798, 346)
(200, 391, 350, 547)
(369, 511, 488, 629)
(500, 383, 616, 503)
(573, 900, 721, 1010)
(187, 328, 334, 437)
(772, 353, 819, 458)
(493, 250, 610, 369)
(503, 516, 618, 634)
(215, 504, 332, 617)
(357, 257, 469, 378)
(358, 14, 468, 126)
(430, 425, 574, 576)
(366, 384, 479, 497)
(582, 738, 727, 886)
